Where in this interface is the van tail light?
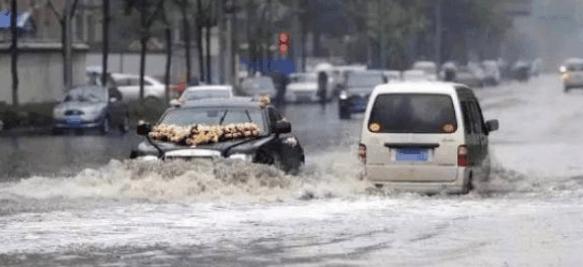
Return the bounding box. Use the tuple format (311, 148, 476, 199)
(358, 144, 367, 164)
(457, 145, 469, 167)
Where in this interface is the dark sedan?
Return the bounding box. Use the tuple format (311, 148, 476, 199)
(338, 71, 387, 119)
(130, 98, 305, 174)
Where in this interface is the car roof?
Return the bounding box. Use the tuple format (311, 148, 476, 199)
(185, 85, 233, 91)
(180, 97, 262, 108)
(373, 82, 464, 95)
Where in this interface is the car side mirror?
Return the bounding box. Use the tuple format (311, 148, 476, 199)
(486, 120, 499, 133)
(273, 120, 291, 134)
(137, 121, 152, 136)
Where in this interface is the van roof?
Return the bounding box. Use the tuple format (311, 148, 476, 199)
(373, 81, 465, 95)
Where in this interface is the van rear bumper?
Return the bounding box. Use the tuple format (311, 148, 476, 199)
(366, 167, 469, 194)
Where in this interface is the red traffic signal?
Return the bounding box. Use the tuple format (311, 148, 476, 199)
(278, 32, 290, 56)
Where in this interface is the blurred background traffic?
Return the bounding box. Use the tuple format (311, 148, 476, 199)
(0, 0, 572, 133)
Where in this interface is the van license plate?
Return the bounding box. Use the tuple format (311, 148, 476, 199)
(396, 148, 428, 162)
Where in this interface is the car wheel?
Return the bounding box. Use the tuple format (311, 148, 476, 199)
(339, 108, 351, 120)
(119, 115, 130, 134)
(100, 117, 110, 135)
(52, 128, 62, 135)
(564, 86, 570, 93)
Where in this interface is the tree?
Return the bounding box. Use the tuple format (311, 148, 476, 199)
(10, 0, 18, 107)
(124, 0, 165, 101)
(47, 0, 80, 90)
(173, 0, 194, 84)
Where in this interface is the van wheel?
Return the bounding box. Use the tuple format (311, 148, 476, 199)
(461, 174, 474, 194)
(339, 108, 351, 120)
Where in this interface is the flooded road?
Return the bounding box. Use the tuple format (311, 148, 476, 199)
(2, 75, 583, 266)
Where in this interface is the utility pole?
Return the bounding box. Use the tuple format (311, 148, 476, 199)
(10, 0, 19, 107)
(101, 0, 110, 86)
(64, 0, 73, 90)
(378, 0, 386, 69)
(434, 0, 443, 66)
(218, 0, 226, 84)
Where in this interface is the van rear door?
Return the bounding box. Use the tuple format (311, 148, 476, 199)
(364, 93, 462, 182)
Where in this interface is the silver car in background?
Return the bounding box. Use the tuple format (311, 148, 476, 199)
(52, 86, 129, 135)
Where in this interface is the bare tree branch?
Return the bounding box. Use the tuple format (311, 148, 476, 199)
(46, 0, 64, 24)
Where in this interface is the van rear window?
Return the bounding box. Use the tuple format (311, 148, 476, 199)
(368, 94, 457, 134)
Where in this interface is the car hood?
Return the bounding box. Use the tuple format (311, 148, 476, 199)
(55, 102, 106, 112)
(288, 82, 318, 92)
(137, 135, 275, 157)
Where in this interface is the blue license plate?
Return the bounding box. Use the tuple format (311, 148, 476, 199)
(396, 148, 429, 162)
(66, 116, 82, 125)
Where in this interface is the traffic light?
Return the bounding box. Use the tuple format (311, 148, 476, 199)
(278, 32, 290, 57)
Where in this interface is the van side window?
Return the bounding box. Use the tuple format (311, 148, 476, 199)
(469, 102, 485, 134)
(461, 102, 473, 134)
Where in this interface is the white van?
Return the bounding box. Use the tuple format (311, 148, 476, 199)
(359, 82, 499, 194)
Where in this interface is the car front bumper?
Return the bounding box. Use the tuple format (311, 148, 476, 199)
(339, 96, 369, 113)
(53, 117, 104, 129)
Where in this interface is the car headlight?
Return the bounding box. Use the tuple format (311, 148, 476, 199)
(86, 108, 102, 117)
(138, 155, 160, 161)
(339, 91, 348, 100)
(228, 153, 254, 161)
(53, 108, 64, 118)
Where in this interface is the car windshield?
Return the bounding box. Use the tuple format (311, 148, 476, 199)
(64, 87, 106, 103)
(290, 74, 317, 83)
(181, 90, 231, 101)
(346, 73, 384, 87)
(567, 63, 583, 71)
(368, 94, 457, 133)
(242, 77, 275, 92)
(159, 107, 266, 132)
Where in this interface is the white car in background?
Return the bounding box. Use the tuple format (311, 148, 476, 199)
(412, 61, 438, 80)
(285, 73, 320, 103)
(111, 73, 166, 102)
(383, 70, 402, 82)
(402, 69, 431, 81)
(176, 85, 234, 105)
(482, 60, 501, 86)
(240, 76, 277, 98)
(561, 58, 583, 92)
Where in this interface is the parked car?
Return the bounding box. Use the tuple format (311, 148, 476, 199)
(383, 70, 402, 82)
(130, 98, 305, 174)
(512, 61, 531, 82)
(412, 61, 438, 80)
(175, 85, 234, 105)
(561, 58, 583, 92)
(481, 60, 501, 86)
(111, 73, 166, 102)
(338, 70, 387, 119)
(359, 82, 499, 194)
(455, 66, 484, 88)
(53, 86, 129, 135)
(402, 69, 431, 82)
(285, 73, 320, 103)
(240, 76, 277, 98)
